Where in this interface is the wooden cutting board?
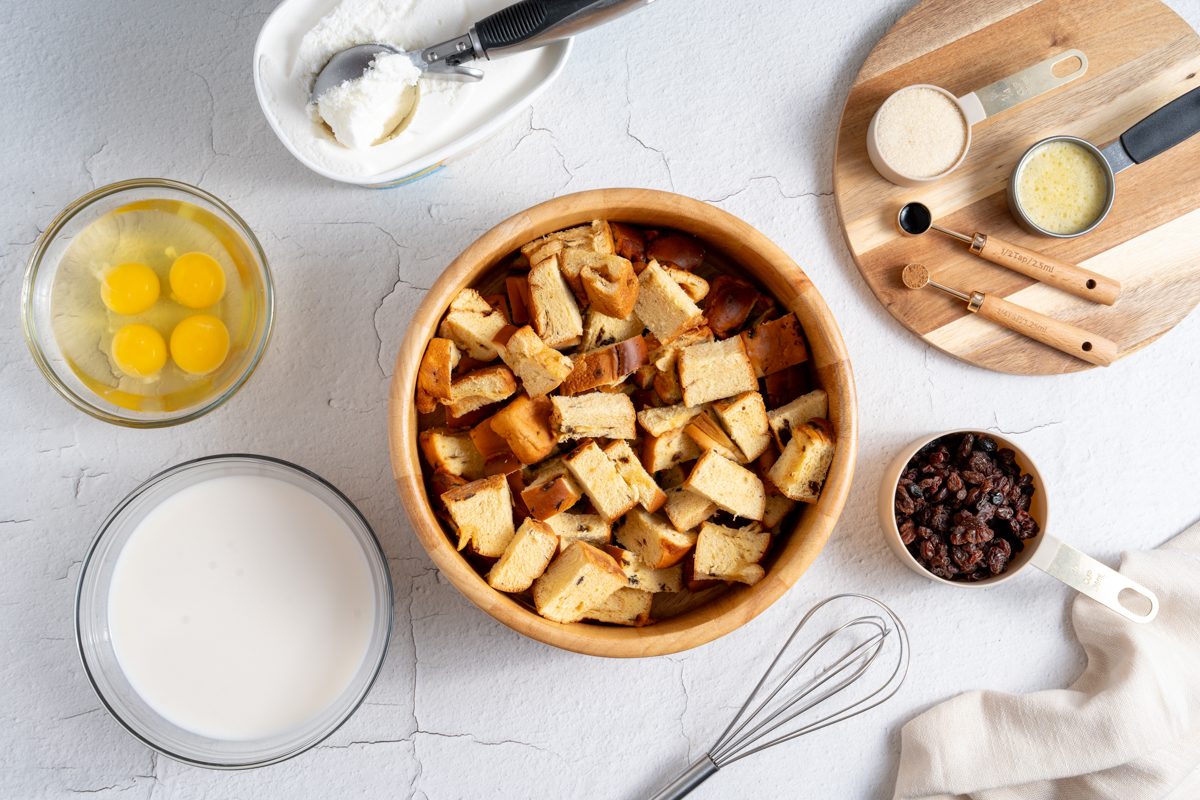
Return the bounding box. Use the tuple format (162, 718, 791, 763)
(833, 0, 1200, 374)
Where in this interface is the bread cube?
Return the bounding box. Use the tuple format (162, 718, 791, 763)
(416, 338, 460, 413)
(767, 389, 828, 447)
(532, 542, 626, 624)
(664, 266, 709, 302)
(603, 440, 666, 512)
(521, 220, 614, 264)
(486, 519, 559, 593)
(614, 509, 697, 569)
(563, 441, 638, 522)
(576, 252, 639, 318)
(713, 391, 771, 462)
(419, 428, 484, 480)
(437, 288, 508, 361)
(636, 404, 704, 438)
(684, 410, 746, 463)
(581, 308, 644, 352)
(741, 313, 809, 377)
(441, 474, 515, 558)
(705, 275, 762, 337)
(528, 257, 583, 349)
(605, 547, 683, 593)
(642, 426, 702, 473)
(693, 522, 771, 585)
(684, 451, 765, 521)
(762, 492, 797, 528)
(505, 276, 531, 325)
(677, 336, 758, 408)
(546, 512, 611, 552)
(663, 486, 717, 531)
(634, 261, 706, 342)
(559, 336, 649, 396)
(446, 365, 518, 417)
(583, 587, 653, 626)
(551, 392, 636, 441)
(520, 472, 582, 521)
(489, 394, 557, 465)
(767, 419, 836, 503)
(496, 325, 573, 397)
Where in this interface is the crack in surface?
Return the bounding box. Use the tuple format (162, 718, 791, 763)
(702, 175, 833, 205)
(987, 417, 1064, 436)
(623, 50, 675, 191)
(185, 67, 227, 185)
(83, 142, 108, 189)
(667, 656, 696, 761)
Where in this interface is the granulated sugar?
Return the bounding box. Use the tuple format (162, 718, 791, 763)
(874, 87, 968, 179)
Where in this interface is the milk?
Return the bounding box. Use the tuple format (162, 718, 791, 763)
(107, 474, 376, 741)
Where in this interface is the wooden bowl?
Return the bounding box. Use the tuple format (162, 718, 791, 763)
(387, 189, 858, 657)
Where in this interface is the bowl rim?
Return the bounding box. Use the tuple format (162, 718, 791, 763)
(74, 453, 395, 769)
(21, 178, 275, 428)
(387, 188, 859, 658)
(877, 428, 1051, 588)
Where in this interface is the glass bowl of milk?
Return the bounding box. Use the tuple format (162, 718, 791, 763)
(75, 455, 393, 768)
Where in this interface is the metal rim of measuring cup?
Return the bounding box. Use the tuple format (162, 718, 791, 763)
(1008, 135, 1117, 239)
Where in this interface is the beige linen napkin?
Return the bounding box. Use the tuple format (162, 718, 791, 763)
(893, 520, 1200, 800)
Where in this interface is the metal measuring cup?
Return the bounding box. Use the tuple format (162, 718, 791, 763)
(1010, 86, 1200, 237)
(867, 50, 1088, 186)
(879, 430, 1159, 624)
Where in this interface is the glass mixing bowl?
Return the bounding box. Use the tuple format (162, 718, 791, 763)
(75, 455, 394, 769)
(21, 178, 274, 427)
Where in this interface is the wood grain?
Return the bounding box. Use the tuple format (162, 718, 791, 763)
(387, 189, 858, 658)
(834, 0, 1200, 374)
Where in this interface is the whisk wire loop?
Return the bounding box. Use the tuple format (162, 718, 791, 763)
(646, 594, 910, 800)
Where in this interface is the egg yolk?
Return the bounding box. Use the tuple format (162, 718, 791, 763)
(170, 315, 230, 375)
(170, 252, 226, 309)
(101, 263, 160, 315)
(111, 324, 168, 379)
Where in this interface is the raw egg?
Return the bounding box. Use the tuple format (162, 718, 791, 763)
(101, 262, 160, 315)
(170, 315, 230, 375)
(111, 324, 168, 379)
(170, 252, 226, 309)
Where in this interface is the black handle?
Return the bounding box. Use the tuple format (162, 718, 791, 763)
(475, 0, 628, 54)
(1120, 85, 1200, 164)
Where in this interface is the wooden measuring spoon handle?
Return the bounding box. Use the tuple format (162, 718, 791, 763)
(974, 293, 1118, 366)
(971, 234, 1121, 305)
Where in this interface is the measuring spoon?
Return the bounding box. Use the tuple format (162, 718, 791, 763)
(900, 263, 1117, 366)
(897, 202, 1121, 304)
(1009, 86, 1200, 237)
(868, 50, 1088, 186)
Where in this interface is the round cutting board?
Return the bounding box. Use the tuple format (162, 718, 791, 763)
(833, 0, 1200, 374)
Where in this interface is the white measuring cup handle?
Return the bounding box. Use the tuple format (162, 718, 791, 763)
(1028, 534, 1159, 623)
(958, 49, 1089, 124)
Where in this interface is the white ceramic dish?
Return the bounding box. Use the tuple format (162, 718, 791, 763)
(878, 430, 1157, 623)
(253, 0, 572, 188)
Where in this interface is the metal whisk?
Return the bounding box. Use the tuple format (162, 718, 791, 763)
(647, 594, 910, 800)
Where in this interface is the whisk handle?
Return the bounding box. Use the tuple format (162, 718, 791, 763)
(646, 756, 719, 800)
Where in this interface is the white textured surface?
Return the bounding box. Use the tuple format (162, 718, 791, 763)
(3, 1, 1200, 798)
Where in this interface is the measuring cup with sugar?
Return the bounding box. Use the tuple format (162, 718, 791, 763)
(868, 50, 1088, 187)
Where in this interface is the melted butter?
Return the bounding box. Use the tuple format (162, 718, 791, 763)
(1016, 140, 1109, 234)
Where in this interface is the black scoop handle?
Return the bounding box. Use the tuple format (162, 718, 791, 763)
(475, 0, 652, 57)
(1120, 85, 1200, 164)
